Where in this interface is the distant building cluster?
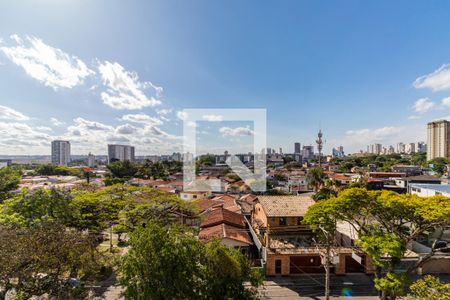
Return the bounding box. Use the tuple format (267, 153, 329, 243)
(366, 142, 426, 155)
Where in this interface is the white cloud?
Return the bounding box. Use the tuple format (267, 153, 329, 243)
(115, 123, 138, 135)
(0, 122, 52, 152)
(36, 126, 52, 131)
(414, 64, 450, 91)
(0, 105, 29, 121)
(0, 35, 94, 90)
(408, 115, 422, 120)
(119, 113, 162, 125)
(157, 108, 172, 115)
(219, 126, 254, 137)
(202, 114, 223, 122)
(441, 96, 450, 107)
(176, 111, 188, 121)
(412, 97, 434, 113)
(98, 61, 161, 110)
(50, 117, 65, 126)
(72, 117, 113, 131)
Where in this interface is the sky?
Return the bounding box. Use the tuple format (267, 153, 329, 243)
(2, 1, 450, 156)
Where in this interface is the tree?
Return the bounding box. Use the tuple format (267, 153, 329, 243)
(34, 164, 81, 176)
(0, 167, 21, 201)
(407, 275, 450, 300)
(313, 186, 337, 201)
(306, 167, 324, 191)
(117, 222, 261, 300)
(107, 160, 138, 178)
(303, 199, 338, 300)
(0, 188, 74, 227)
(303, 188, 450, 300)
(0, 222, 104, 299)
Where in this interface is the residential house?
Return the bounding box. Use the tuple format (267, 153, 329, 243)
(251, 195, 375, 276)
(198, 207, 253, 249)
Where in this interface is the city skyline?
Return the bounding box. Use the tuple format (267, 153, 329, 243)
(3, 1, 450, 155)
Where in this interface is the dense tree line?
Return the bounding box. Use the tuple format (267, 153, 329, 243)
(303, 188, 450, 300)
(330, 153, 427, 173)
(106, 159, 182, 182)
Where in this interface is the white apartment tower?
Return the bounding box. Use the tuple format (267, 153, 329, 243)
(427, 120, 450, 161)
(108, 144, 135, 163)
(51, 140, 71, 166)
(87, 152, 96, 167)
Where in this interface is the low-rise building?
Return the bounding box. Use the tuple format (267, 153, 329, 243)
(199, 207, 253, 249)
(409, 183, 450, 197)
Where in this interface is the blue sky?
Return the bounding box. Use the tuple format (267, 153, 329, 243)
(1, 0, 450, 155)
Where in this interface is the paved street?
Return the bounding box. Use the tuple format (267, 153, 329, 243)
(259, 274, 379, 300)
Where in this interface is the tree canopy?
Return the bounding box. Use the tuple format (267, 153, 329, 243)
(304, 188, 450, 299)
(117, 221, 261, 300)
(0, 167, 21, 201)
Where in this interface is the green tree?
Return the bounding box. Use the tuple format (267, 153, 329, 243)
(303, 199, 338, 300)
(407, 275, 450, 300)
(0, 167, 21, 201)
(0, 222, 104, 299)
(306, 167, 324, 191)
(0, 188, 74, 227)
(107, 160, 138, 178)
(117, 222, 260, 300)
(304, 188, 450, 300)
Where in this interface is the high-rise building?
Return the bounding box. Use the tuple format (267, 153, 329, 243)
(417, 142, 427, 153)
(427, 120, 450, 160)
(388, 145, 395, 154)
(108, 144, 135, 163)
(302, 145, 314, 161)
(406, 143, 416, 154)
(368, 143, 382, 155)
(279, 147, 283, 155)
(396, 142, 405, 154)
(294, 142, 301, 154)
(87, 152, 95, 167)
(51, 140, 71, 166)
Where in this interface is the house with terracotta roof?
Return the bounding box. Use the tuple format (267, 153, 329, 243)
(251, 195, 375, 276)
(198, 207, 253, 249)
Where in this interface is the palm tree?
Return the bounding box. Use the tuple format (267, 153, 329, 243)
(306, 167, 324, 192)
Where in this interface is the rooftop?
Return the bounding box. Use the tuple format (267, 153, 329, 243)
(410, 183, 450, 194)
(200, 207, 246, 228)
(257, 195, 315, 217)
(198, 223, 253, 245)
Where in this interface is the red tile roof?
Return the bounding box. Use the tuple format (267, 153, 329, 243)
(200, 207, 246, 228)
(198, 223, 253, 245)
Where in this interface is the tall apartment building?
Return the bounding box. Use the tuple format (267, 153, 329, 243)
(108, 144, 135, 163)
(368, 143, 382, 155)
(302, 145, 314, 160)
(427, 120, 450, 160)
(294, 142, 301, 154)
(396, 142, 405, 154)
(417, 142, 427, 153)
(51, 140, 71, 166)
(87, 152, 95, 167)
(405, 143, 416, 154)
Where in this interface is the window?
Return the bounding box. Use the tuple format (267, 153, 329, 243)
(279, 217, 286, 226)
(297, 217, 303, 225)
